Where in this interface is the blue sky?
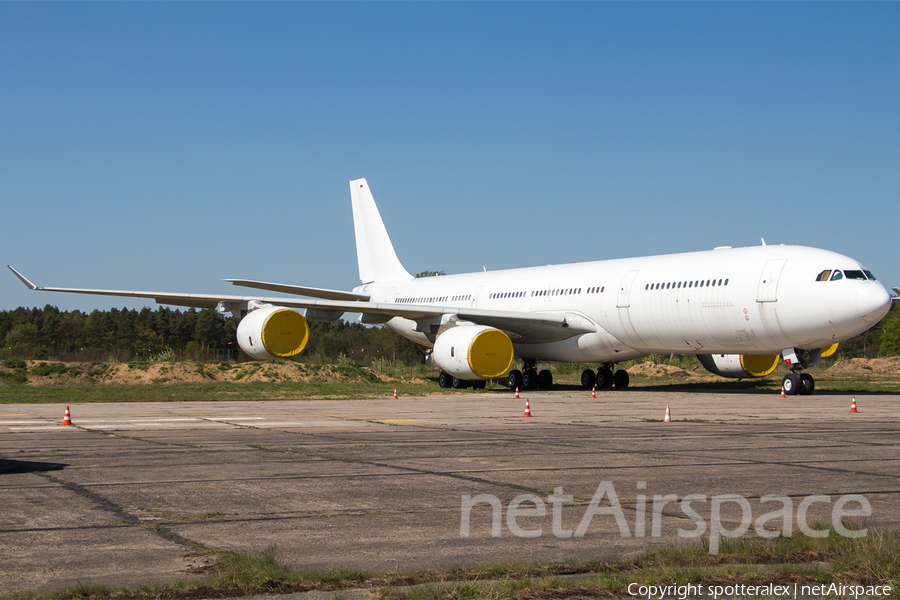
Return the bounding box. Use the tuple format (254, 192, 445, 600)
(2, 2, 898, 313)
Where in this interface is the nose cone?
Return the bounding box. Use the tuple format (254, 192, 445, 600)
(857, 282, 892, 324)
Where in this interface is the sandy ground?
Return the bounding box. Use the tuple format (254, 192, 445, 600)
(0, 360, 400, 386)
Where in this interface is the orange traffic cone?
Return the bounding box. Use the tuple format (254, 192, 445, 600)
(522, 399, 533, 417)
(780, 386, 786, 398)
(515, 387, 520, 399)
(393, 388, 398, 400)
(664, 405, 671, 423)
(850, 396, 859, 413)
(591, 386, 596, 399)
(61, 405, 73, 426)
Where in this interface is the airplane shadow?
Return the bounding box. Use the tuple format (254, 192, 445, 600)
(0, 458, 69, 475)
(472, 380, 891, 396)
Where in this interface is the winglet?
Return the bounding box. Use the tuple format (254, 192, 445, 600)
(7, 266, 38, 290)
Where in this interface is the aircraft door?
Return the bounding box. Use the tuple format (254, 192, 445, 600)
(757, 259, 787, 303)
(617, 270, 640, 308)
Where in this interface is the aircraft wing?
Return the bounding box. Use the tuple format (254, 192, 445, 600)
(9, 266, 595, 343)
(224, 279, 370, 301)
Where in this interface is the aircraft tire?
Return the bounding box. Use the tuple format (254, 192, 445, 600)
(782, 372, 801, 395)
(522, 369, 539, 390)
(800, 373, 815, 395)
(581, 369, 596, 389)
(438, 372, 452, 388)
(452, 377, 468, 389)
(596, 368, 613, 389)
(472, 380, 486, 390)
(508, 369, 523, 390)
(614, 369, 630, 389)
(538, 370, 553, 390)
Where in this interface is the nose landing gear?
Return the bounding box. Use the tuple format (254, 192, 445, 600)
(781, 349, 815, 395)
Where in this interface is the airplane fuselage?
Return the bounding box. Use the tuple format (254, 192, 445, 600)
(360, 244, 891, 364)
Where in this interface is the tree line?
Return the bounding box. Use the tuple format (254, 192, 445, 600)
(2, 302, 898, 364)
(0, 305, 426, 365)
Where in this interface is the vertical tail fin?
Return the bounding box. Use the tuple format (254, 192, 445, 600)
(350, 178, 412, 284)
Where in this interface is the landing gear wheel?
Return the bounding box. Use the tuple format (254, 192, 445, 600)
(613, 369, 630, 389)
(522, 369, 539, 390)
(452, 377, 467, 389)
(538, 370, 553, 390)
(438, 372, 452, 388)
(782, 372, 801, 395)
(800, 373, 815, 395)
(508, 369, 523, 390)
(596, 368, 613, 389)
(472, 380, 486, 390)
(581, 369, 596, 389)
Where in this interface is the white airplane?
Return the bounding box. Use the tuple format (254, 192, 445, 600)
(9, 178, 896, 395)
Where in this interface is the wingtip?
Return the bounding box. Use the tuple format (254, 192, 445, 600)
(7, 265, 38, 290)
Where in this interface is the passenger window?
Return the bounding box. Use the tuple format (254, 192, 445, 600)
(831, 271, 844, 281)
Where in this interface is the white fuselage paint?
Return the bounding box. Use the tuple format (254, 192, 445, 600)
(356, 245, 891, 364)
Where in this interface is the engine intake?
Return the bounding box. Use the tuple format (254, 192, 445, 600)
(432, 325, 514, 379)
(237, 306, 309, 360)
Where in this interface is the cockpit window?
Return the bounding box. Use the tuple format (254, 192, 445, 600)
(864, 270, 876, 281)
(844, 270, 867, 281)
(830, 270, 844, 281)
(816, 270, 831, 282)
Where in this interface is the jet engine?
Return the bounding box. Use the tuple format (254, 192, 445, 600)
(237, 305, 309, 360)
(432, 325, 514, 380)
(697, 354, 780, 379)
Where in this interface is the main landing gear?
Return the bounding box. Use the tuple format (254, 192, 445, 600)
(438, 372, 487, 390)
(507, 359, 553, 391)
(581, 364, 630, 390)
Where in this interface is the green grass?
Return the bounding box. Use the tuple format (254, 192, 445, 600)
(0, 380, 443, 404)
(3, 530, 898, 600)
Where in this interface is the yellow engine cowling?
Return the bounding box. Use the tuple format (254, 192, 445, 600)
(697, 354, 780, 378)
(432, 325, 514, 380)
(237, 306, 309, 360)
